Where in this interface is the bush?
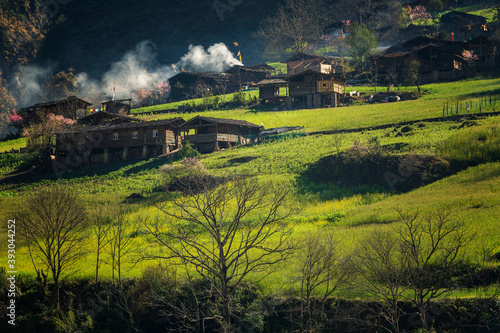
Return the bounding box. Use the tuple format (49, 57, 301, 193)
(159, 157, 220, 193)
(303, 140, 451, 192)
(232, 90, 246, 107)
(178, 141, 201, 159)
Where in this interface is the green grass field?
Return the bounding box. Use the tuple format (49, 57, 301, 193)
(1, 77, 499, 298)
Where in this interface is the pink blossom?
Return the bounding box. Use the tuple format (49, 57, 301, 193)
(7, 110, 23, 123)
(132, 88, 152, 103)
(156, 81, 170, 92)
(409, 5, 431, 22)
(462, 50, 479, 62)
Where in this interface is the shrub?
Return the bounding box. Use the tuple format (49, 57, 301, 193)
(178, 141, 201, 159)
(159, 157, 219, 193)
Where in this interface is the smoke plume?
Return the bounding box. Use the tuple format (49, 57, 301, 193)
(176, 43, 243, 72)
(11, 41, 242, 107)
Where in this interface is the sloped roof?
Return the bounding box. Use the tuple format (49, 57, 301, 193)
(56, 118, 185, 134)
(286, 69, 346, 83)
(385, 36, 466, 54)
(440, 11, 487, 23)
(78, 111, 141, 125)
(257, 79, 288, 86)
(180, 116, 261, 129)
(225, 64, 273, 74)
(22, 96, 92, 111)
(284, 52, 335, 63)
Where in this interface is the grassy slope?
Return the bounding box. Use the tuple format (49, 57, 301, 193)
(137, 78, 500, 133)
(0, 78, 499, 291)
(0, 137, 25, 153)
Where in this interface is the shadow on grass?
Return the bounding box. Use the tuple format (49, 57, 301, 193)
(0, 156, 177, 191)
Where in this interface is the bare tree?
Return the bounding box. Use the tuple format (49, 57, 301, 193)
(396, 207, 473, 330)
(90, 205, 113, 284)
(106, 206, 135, 286)
(255, 0, 330, 54)
(141, 174, 293, 332)
(353, 230, 409, 333)
(293, 230, 351, 330)
(18, 185, 88, 309)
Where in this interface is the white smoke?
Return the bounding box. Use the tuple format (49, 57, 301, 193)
(12, 64, 54, 107)
(12, 41, 242, 107)
(100, 41, 174, 99)
(176, 43, 242, 72)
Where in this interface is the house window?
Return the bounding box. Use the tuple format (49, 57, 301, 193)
(113, 133, 118, 140)
(132, 131, 138, 139)
(153, 130, 158, 138)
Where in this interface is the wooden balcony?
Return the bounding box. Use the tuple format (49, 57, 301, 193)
(184, 133, 240, 143)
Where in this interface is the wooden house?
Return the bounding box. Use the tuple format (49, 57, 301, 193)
(180, 116, 261, 153)
(371, 44, 466, 83)
(385, 36, 466, 54)
(285, 70, 346, 109)
(78, 111, 141, 126)
(225, 64, 274, 89)
(169, 71, 230, 101)
(284, 53, 338, 75)
(440, 11, 487, 33)
(53, 118, 184, 165)
(257, 79, 289, 105)
(101, 99, 132, 115)
(21, 96, 91, 125)
(465, 36, 500, 73)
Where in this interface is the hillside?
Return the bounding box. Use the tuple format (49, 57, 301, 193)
(1, 77, 500, 332)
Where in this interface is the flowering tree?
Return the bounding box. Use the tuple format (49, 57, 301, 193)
(409, 5, 432, 23)
(132, 88, 152, 105)
(462, 50, 479, 63)
(342, 20, 352, 31)
(23, 113, 76, 153)
(156, 81, 170, 95)
(7, 109, 23, 124)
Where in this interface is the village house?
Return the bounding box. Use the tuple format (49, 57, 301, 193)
(101, 98, 132, 115)
(53, 117, 184, 166)
(169, 71, 230, 100)
(371, 36, 470, 83)
(465, 36, 500, 73)
(21, 95, 91, 125)
(225, 64, 274, 90)
(285, 70, 346, 109)
(180, 116, 261, 153)
(440, 11, 488, 40)
(284, 53, 345, 75)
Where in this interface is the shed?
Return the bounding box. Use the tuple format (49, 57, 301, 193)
(257, 78, 289, 104)
(180, 116, 261, 153)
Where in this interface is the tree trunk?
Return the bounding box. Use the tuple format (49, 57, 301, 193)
(95, 241, 101, 284)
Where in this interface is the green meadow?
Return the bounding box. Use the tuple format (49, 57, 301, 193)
(1, 77, 499, 297)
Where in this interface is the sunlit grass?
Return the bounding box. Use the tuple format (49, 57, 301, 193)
(1, 78, 499, 298)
